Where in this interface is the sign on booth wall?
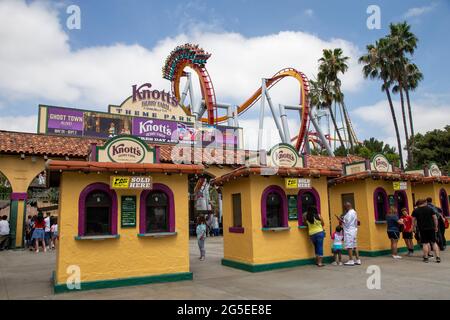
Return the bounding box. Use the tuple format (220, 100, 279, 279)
(287, 195, 298, 220)
(285, 178, 311, 189)
(393, 181, 408, 191)
(97, 135, 155, 164)
(111, 176, 153, 189)
(121, 195, 137, 227)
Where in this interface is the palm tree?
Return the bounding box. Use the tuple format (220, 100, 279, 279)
(309, 78, 345, 149)
(317, 48, 351, 148)
(359, 38, 405, 170)
(404, 62, 423, 151)
(387, 22, 418, 167)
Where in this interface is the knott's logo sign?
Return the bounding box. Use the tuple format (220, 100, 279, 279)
(371, 153, 391, 172)
(268, 143, 303, 168)
(108, 83, 194, 123)
(96, 135, 156, 164)
(428, 162, 442, 177)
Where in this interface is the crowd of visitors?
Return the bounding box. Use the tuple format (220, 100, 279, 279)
(25, 211, 58, 253)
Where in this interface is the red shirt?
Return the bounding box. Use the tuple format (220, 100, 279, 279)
(34, 220, 45, 229)
(401, 215, 413, 232)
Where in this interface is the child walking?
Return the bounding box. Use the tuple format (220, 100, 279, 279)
(331, 225, 344, 265)
(196, 215, 207, 261)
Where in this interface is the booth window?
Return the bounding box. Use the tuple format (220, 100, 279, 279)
(341, 193, 355, 213)
(146, 192, 169, 233)
(298, 188, 321, 225)
(261, 186, 288, 228)
(232, 193, 242, 227)
(78, 183, 118, 237)
(374, 188, 388, 221)
(394, 190, 409, 214)
(440, 188, 449, 217)
(140, 183, 175, 234)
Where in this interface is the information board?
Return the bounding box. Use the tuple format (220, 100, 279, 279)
(121, 195, 136, 227)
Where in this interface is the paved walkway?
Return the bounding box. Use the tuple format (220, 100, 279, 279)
(0, 237, 449, 299)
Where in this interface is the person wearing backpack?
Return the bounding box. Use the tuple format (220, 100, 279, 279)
(386, 206, 402, 259)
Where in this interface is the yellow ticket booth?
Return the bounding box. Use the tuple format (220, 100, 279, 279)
(409, 163, 450, 216)
(48, 135, 203, 293)
(212, 144, 341, 272)
(328, 154, 421, 256)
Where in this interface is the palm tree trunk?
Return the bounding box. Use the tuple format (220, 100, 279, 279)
(399, 86, 411, 168)
(340, 101, 354, 149)
(384, 82, 404, 170)
(328, 104, 345, 148)
(405, 89, 415, 163)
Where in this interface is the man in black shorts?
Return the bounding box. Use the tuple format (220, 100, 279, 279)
(412, 199, 441, 263)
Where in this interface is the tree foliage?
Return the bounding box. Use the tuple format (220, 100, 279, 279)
(334, 138, 400, 165)
(411, 125, 450, 173)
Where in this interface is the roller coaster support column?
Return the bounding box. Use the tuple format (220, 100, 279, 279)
(279, 104, 291, 144)
(257, 79, 267, 152)
(310, 108, 334, 156)
(264, 84, 286, 144)
(233, 105, 239, 127)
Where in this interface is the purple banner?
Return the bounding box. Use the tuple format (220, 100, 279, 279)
(199, 125, 239, 148)
(47, 107, 84, 136)
(132, 118, 194, 144)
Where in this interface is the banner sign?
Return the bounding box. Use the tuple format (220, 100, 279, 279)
(121, 195, 137, 227)
(132, 117, 181, 143)
(47, 107, 84, 136)
(393, 181, 408, 191)
(111, 176, 153, 189)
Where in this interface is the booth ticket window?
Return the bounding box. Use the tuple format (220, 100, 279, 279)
(146, 192, 169, 233)
(232, 193, 242, 227)
(265, 192, 283, 228)
(85, 191, 112, 236)
(374, 188, 388, 221)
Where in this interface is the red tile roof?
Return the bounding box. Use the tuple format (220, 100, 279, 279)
(305, 154, 365, 170)
(329, 171, 429, 185)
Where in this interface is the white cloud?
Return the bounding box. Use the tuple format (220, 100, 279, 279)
(0, 0, 363, 117)
(404, 3, 437, 18)
(0, 115, 37, 133)
(353, 97, 450, 153)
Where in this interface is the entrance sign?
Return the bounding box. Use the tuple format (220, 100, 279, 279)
(111, 176, 153, 189)
(121, 196, 137, 227)
(268, 143, 303, 168)
(428, 162, 442, 177)
(287, 195, 298, 220)
(97, 135, 155, 164)
(393, 181, 408, 191)
(108, 83, 194, 124)
(370, 154, 391, 172)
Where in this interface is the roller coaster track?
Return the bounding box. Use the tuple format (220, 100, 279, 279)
(163, 44, 310, 151)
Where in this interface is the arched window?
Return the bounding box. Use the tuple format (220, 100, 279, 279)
(373, 187, 388, 221)
(394, 190, 409, 214)
(78, 183, 118, 236)
(297, 188, 321, 225)
(261, 186, 288, 228)
(140, 184, 175, 234)
(440, 188, 449, 217)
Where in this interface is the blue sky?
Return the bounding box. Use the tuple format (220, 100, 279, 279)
(0, 0, 449, 151)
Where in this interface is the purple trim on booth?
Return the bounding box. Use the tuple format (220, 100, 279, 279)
(78, 183, 118, 237)
(440, 188, 449, 217)
(373, 187, 389, 221)
(394, 190, 409, 214)
(229, 227, 245, 233)
(139, 183, 175, 234)
(154, 146, 161, 164)
(297, 188, 321, 226)
(260, 185, 288, 228)
(90, 143, 97, 162)
(10, 192, 27, 201)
